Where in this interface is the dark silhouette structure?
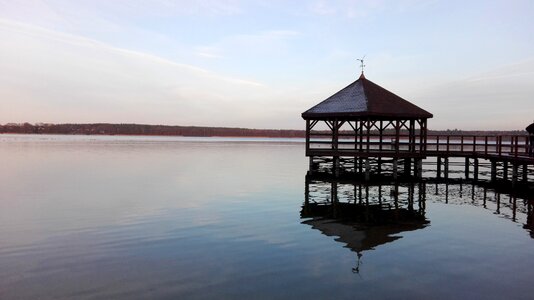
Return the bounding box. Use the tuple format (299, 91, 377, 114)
(302, 73, 432, 179)
(527, 122, 534, 157)
(302, 72, 533, 185)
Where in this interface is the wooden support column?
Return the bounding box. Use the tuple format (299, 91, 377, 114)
(377, 119, 383, 176)
(305, 119, 310, 153)
(473, 158, 478, 181)
(308, 156, 314, 174)
(503, 161, 508, 181)
(465, 157, 470, 179)
(416, 159, 423, 178)
(409, 119, 415, 153)
(365, 159, 371, 181)
(395, 119, 400, 155)
(332, 119, 339, 150)
(377, 158, 382, 175)
(393, 159, 398, 180)
(444, 157, 449, 179)
(332, 119, 339, 177)
(523, 164, 528, 183)
(379, 120, 384, 152)
(437, 157, 442, 178)
(512, 164, 518, 187)
(365, 119, 370, 153)
(491, 160, 497, 182)
(404, 158, 411, 176)
(331, 181, 338, 218)
(333, 156, 340, 177)
(304, 177, 310, 206)
(359, 120, 364, 173)
(421, 119, 427, 153)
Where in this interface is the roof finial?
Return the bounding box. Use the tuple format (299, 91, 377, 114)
(357, 55, 366, 78)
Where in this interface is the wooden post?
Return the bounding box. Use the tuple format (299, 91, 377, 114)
(444, 157, 449, 179)
(416, 159, 423, 178)
(333, 119, 339, 150)
(377, 158, 382, 175)
(512, 164, 518, 187)
(305, 119, 310, 153)
(365, 159, 370, 181)
(366, 120, 370, 153)
(437, 157, 441, 178)
(491, 160, 497, 182)
(309, 156, 314, 174)
(379, 120, 383, 152)
(498, 136, 502, 156)
(514, 136, 519, 157)
(523, 164, 528, 183)
(360, 120, 365, 152)
(503, 161, 508, 181)
(331, 181, 338, 218)
(395, 120, 400, 155)
(465, 157, 470, 179)
(445, 183, 449, 204)
(304, 176, 310, 206)
(333, 156, 340, 177)
(393, 159, 398, 179)
(410, 119, 415, 152)
(496, 192, 501, 214)
(404, 158, 411, 176)
(473, 158, 478, 181)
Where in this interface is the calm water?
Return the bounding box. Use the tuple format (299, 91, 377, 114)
(1, 134, 533, 299)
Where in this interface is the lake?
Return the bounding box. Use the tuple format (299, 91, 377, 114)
(1, 134, 533, 299)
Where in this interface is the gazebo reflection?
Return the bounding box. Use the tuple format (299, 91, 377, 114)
(301, 176, 429, 273)
(301, 174, 534, 273)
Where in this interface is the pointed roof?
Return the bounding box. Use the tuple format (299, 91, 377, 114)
(302, 74, 433, 119)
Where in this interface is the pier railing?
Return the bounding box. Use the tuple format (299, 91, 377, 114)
(425, 135, 530, 158)
(308, 133, 532, 159)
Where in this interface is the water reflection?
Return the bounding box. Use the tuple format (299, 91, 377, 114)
(301, 174, 534, 273)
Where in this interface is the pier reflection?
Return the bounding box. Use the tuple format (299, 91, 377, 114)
(301, 174, 534, 273)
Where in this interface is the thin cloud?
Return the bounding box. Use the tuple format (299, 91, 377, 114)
(0, 19, 270, 126)
(0, 19, 263, 87)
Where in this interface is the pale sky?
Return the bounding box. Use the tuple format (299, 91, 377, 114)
(0, 0, 533, 130)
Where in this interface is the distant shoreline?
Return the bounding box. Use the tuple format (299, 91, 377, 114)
(0, 123, 528, 138)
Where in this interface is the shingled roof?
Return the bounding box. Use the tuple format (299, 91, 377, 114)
(302, 74, 433, 119)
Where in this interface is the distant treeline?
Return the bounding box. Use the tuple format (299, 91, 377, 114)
(0, 123, 305, 138)
(0, 123, 528, 137)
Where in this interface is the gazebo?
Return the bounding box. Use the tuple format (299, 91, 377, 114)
(302, 73, 433, 178)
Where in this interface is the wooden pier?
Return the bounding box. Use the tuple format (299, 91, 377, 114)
(302, 72, 534, 187)
(306, 133, 533, 184)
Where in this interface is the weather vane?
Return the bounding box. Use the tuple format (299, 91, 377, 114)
(357, 55, 366, 75)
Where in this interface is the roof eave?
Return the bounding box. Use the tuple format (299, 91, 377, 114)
(302, 112, 433, 120)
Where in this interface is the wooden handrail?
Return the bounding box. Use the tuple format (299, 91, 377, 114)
(307, 134, 531, 158)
